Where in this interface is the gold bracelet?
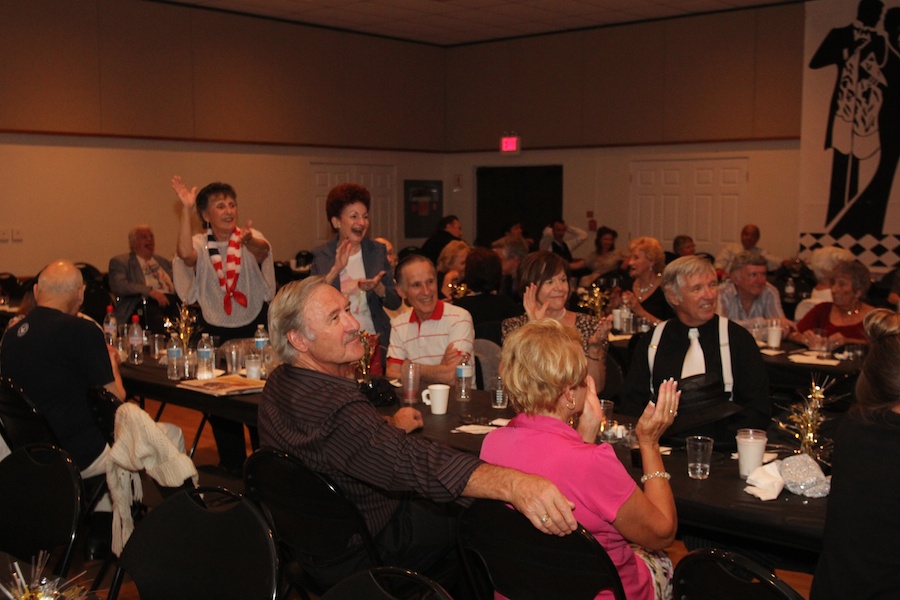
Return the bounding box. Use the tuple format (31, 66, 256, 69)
(640, 471, 671, 483)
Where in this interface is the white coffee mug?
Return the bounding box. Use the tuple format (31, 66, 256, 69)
(421, 384, 450, 415)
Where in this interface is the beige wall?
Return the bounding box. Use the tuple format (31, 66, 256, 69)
(0, 133, 800, 275)
(0, 1, 802, 151)
(0, 0, 446, 150)
(0, 1, 807, 275)
(445, 3, 803, 150)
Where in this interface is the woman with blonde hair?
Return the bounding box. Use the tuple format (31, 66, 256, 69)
(812, 309, 900, 598)
(483, 318, 678, 600)
(620, 237, 675, 326)
(436, 239, 470, 301)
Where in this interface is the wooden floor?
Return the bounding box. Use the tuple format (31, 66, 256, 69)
(74, 399, 813, 599)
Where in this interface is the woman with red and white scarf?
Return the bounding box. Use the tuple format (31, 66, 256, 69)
(171, 176, 276, 474)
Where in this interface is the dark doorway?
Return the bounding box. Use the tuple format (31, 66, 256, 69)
(475, 166, 563, 248)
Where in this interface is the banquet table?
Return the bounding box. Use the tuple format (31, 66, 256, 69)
(120, 358, 261, 426)
(120, 365, 826, 555)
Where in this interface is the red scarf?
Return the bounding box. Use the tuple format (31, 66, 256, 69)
(207, 227, 248, 315)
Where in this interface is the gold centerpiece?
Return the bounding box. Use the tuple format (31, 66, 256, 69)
(0, 551, 89, 600)
(577, 284, 612, 319)
(774, 374, 841, 464)
(165, 303, 199, 349)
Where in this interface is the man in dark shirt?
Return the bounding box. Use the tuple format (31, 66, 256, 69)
(420, 215, 463, 265)
(0, 260, 126, 473)
(258, 275, 576, 589)
(621, 256, 770, 447)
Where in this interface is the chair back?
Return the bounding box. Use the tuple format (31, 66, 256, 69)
(473, 339, 501, 390)
(672, 548, 805, 600)
(243, 449, 382, 566)
(74, 262, 103, 284)
(0, 377, 59, 449)
(322, 566, 453, 600)
(459, 499, 627, 600)
(295, 250, 315, 269)
(86, 385, 122, 447)
(0, 444, 83, 577)
(0, 272, 24, 301)
(109, 487, 278, 600)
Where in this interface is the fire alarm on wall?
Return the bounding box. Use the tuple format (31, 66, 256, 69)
(500, 134, 520, 154)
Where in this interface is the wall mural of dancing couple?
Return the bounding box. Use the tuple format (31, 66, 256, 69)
(801, 0, 900, 243)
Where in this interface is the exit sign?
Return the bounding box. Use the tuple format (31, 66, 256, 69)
(500, 135, 521, 154)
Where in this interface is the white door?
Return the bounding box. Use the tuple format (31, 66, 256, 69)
(310, 163, 396, 245)
(629, 158, 748, 256)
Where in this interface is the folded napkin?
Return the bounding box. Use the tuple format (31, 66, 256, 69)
(452, 424, 497, 435)
(660, 446, 672, 456)
(788, 353, 840, 366)
(760, 348, 784, 356)
(490, 418, 510, 427)
(608, 333, 632, 342)
(730, 451, 779, 464)
(744, 460, 784, 501)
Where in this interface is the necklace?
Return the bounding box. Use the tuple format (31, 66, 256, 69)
(844, 305, 860, 317)
(635, 273, 661, 301)
(547, 309, 567, 321)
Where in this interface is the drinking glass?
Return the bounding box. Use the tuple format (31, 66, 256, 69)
(686, 436, 714, 480)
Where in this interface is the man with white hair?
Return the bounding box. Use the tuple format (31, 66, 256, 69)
(621, 256, 770, 446)
(108, 224, 178, 332)
(258, 275, 576, 591)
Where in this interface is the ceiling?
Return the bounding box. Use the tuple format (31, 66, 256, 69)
(167, 0, 798, 46)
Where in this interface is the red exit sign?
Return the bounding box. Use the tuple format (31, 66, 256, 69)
(500, 135, 520, 154)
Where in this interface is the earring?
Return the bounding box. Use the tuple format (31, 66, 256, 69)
(564, 390, 576, 411)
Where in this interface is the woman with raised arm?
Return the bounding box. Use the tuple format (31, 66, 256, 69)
(171, 175, 276, 474)
(501, 251, 611, 391)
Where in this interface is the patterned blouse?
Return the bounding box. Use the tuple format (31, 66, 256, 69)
(501, 312, 600, 355)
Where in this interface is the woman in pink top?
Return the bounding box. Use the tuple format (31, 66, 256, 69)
(482, 318, 679, 600)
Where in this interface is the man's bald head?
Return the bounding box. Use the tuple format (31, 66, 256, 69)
(35, 260, 84, 315)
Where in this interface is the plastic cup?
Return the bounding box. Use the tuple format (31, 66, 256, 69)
(224, 344, 243, 373)
(421, 384, 450, 415)
(736, 428, 768, 479)
(150, 334, 166, 360)
(401, 362, 421, 404)
(766, 320, 782, 349)
(686, 436, 714, 480)
(490, 376, 507, 409)
(612, 309, 623, 331)
(246, 356, 262, 380)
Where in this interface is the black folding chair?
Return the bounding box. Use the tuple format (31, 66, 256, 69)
(243, 449, 382, 597)
(459, 499, 627, 600)
(107, 487, 278, 600)
(322, 566, 453, 600)
(0, 377, 59, 449)
(672, 548, 805, 600)
(0, 444, 84, 577)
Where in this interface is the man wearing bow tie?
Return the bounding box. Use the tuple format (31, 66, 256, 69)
(620, 256, 770, 448)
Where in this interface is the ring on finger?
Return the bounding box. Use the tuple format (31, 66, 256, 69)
(540, 513, 550, 524)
